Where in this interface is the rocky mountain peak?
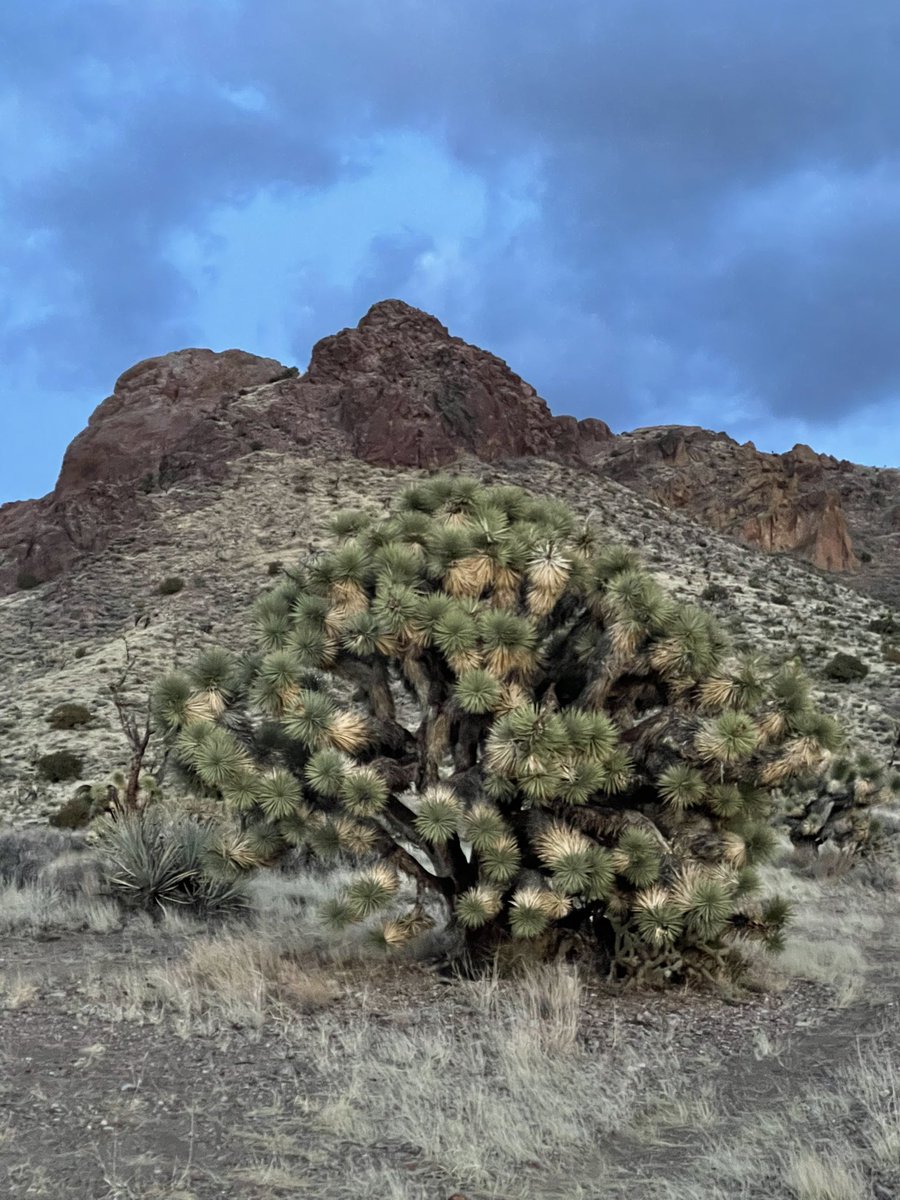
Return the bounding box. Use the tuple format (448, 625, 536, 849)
(0, 304, 610, 593)
(1, 300, 898, 602)
(307, 298, 610, 467)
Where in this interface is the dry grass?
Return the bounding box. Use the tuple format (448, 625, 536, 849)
(0, 970, 39, 1010)
(0, 880, 121, 935)
(88, 929, 340, 1036)
(628, 1035, 900, 1200)
(1, 889, 899, 1198)
(744, 864, 881, 1006)
(781, 1151, 869, 1200)
(777, 936, 868, 1006)
(849, 1046, 900, 1170)
(303, 963, 676, 1196)
(465, 960, 584, 1055)
(0, 833, 897, 1197)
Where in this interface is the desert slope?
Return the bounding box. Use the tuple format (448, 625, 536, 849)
(3, 299, 898, 604)
(1, 448, 896, 825)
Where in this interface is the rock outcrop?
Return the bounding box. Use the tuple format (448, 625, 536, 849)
(0, 301, 610, 592)
(0, 349, 294, 593)
(306, 300, 611, 466)
(592, 426, 861, 574)
(3, 297, 900, 600)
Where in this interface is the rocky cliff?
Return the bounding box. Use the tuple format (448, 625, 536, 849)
(593, 427, 859, 572)
(2, 299, 898, 602)
(0, 301, 610, 593)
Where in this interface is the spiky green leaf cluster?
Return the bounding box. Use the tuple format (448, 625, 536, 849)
(155, 476, 841, 977)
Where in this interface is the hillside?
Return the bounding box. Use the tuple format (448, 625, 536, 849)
(1, 449, 897, 826)
(0, 300, 897, 823)
(2, 303, 900, 1200)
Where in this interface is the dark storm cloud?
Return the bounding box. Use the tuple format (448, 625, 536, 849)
(169, 0, 900, 426)
(0, 1, 348, 392)
(2, 0, 900, 499)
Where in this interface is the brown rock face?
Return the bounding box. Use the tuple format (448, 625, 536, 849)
(4, 296, 898, 601)
(0, 301, 609, 592)
(0, 349, 294, 593)
(306, 299, 610, 467)
(593, 426, 861, 573)
(57, 348, 286, 495)
(740, 492, 856, 572)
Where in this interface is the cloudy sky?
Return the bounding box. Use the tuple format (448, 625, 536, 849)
(2, 1, 899, 503)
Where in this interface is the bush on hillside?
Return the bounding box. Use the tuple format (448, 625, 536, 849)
(824, 652, 868, 683)
(869, 615, 898, 637)
(48, 702, 93, 730)
(157, 576, 186, 596)
(37, 750, 83, 783)
(0, 828, 86, 885)
(153, 477, 841, 983)
(49, 786, 97, 829)
(700, 583, 728, 603)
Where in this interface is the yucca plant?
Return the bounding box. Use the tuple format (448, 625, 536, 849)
(782, 747, 900, 854)
(97, 808, 251, 917)
(153, 476, 842, 982)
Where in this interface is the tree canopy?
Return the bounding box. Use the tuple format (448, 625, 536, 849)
(153, 475, 841, 981)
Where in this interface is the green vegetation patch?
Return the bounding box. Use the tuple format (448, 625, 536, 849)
(48, 702, 93, 730)
(37, 751, 83, 783)
(823, 652, 868, 683)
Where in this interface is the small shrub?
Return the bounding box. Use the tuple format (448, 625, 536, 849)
(771, 592, 791, 606)
(267, 560, 283, 577)
(73, 647, 87, 660)
(48, 702, 92, 730)
(38, 849, 106, 898)
(249, 440, 265, 452)
(15, 570, 41, 590)
(0, 828, 84, 885)
(700, 582, 728, 603)
(97, 809, 251, 917)
(292, 467, 313, 495)
(157, 576, 185, 596)
(869, 616, 898, 636)
(49, 788, 96, 830)
(884, 644, 900, 665)
(858, 550, 873, 563)
(823, 653, 868, 683)
(37, 751, 83, 783)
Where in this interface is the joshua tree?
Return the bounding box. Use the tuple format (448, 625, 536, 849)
(107, 639, 159, 811)
(153, 476, 841, 981)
